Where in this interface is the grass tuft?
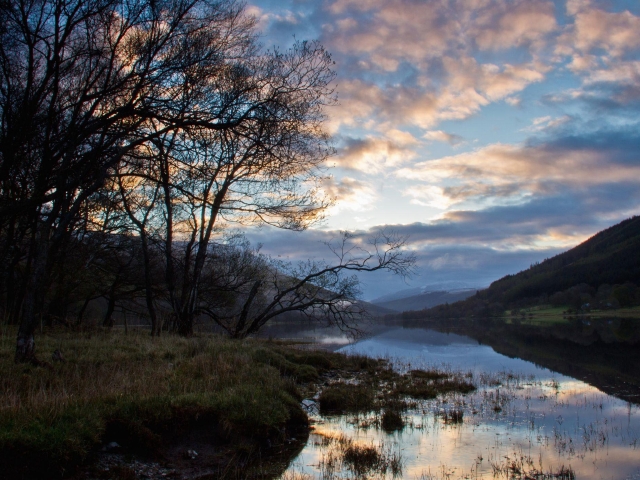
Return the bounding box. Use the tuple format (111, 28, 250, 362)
(318, 382, 375, 414)
(381, 409, 405, 432)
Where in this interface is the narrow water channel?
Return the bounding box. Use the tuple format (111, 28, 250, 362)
(280, 327, 640, 479)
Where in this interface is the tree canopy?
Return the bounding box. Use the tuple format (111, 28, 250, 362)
(0, 0, 414, 362)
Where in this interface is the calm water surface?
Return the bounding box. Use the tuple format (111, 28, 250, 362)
(281, 327, 640, 479)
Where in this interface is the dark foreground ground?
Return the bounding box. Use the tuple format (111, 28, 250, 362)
(0, 326, 476, 479)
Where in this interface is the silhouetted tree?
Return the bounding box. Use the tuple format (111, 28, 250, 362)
(1, 0, 264, 361)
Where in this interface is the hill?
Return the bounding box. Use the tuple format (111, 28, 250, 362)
(404, 215, 640, 317)
(481, 215, 640, 305)
(374, 289, 477, 312)
(371, 281, 478, 304)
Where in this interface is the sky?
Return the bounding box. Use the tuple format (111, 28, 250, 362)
(244, 0, 640, 300)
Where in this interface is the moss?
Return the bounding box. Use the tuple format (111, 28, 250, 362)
(394, 373, 476, 399)
(409, 369, 449, 381)
(252, 348, 319, 382)
(282, 350, 334, 371)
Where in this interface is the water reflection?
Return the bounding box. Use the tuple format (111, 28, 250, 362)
(281, 327, 640, 480)
(255, 319, 353, 349)
(341, 328, 550, 379)
(404, 317, 640, 403)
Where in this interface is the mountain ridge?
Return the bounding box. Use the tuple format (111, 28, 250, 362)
(481, 215, 640, 305)
(404, 215, 640, 316)
(374, 289, 477, 312)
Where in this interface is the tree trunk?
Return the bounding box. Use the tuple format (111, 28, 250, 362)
(177, 311, 194, 336)
(15, 221, 49, 364)
(103, 293, 116, 327)
(15, 328, 36, 364)
(76, 296, 91, 326)
(139, 234, 158, 336)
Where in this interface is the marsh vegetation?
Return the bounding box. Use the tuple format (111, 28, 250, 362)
(282, 325, 640, 480)
(0, 326, 381, 478)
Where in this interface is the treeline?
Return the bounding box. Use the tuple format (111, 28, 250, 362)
(402, 281, 640, 320)
(0, 0, 413, 362)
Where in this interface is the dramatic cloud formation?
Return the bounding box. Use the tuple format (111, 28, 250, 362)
(248, 0, 640, 298)
(334, 134, 418, 172)
(398, 127, 640, 210)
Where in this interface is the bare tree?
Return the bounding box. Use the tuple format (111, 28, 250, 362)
(1, 0, 411, 359)
(0, 0, 258, 362)
(119, 40, 336, 335)
(200, 231, 415, 339)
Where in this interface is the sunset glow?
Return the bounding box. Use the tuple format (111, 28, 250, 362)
(249, 0, 640, 298)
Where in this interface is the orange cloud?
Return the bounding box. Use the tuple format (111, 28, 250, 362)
(334, 135, 418, 172)
(321, 0, 552, 131)
(472, 0, 557, 51)
(321, 177, 378, 213)
(397, 140, 640, 208)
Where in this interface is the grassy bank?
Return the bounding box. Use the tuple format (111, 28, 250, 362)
(0, 328, 341, 478)
(0, 327, 479, 479)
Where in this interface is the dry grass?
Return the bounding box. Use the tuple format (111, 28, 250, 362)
(0, 327, 312, 477)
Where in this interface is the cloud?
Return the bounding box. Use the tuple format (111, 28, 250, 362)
(317, 0, 553, 131)
(253, 0, 638, 134)
(320, 176, 378, 213)
(523, 115, 572, 132)
(324, 0, 557, 65)
(329, 58, 545, 131)
(334, 134, 418, 172)
(571, 8, 640, 57)
(424, 130, 465, 146)
(244, 0, 640, 300)
(555, 4, 640, 110)
(505, 96, 522, 107)
(398, 126, 640, 209)
(242, 165, 640, 298)
(242, 202, 620, 299)
(324, 0, 458, 67)
(404, 185, 453, 210)
(470, 0, 557, 51)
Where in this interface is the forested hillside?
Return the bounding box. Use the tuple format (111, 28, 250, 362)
(480, 215, 640, 305)
(404, 216, 640, 318)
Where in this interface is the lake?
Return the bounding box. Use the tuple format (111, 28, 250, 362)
(279, 326, 640, 480)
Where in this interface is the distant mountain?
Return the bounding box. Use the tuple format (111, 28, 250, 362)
(371, 281, 479, 304)
(375, 289, 477, 312)
(409, 216, 640, 317)
(358, 300, 398, 317)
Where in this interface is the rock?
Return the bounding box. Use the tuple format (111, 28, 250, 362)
(183, 449, 198, 460)
(102, 441, 121, 452)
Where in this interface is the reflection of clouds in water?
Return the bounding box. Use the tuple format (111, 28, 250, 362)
(294, 386, 640, 479)
(319, 336, 351, 345)
(285, 328, 640, 479)
(340, 328, 561, 380)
